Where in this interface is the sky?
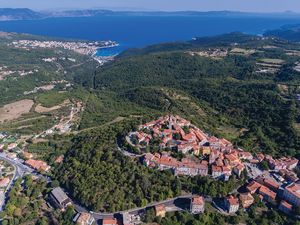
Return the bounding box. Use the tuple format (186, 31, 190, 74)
(1, 0, 300, 13)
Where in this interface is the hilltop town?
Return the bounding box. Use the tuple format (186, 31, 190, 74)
(126, 115, 300, 219)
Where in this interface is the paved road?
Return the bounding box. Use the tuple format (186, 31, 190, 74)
(88, 194, 194, 220)
(0, 153, 51, 211)
(0, 153, 32, 211)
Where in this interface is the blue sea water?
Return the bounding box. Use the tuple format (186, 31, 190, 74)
(0, 15, 299, 56)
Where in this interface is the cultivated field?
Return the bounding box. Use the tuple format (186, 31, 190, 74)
(0, 99, 34, 123)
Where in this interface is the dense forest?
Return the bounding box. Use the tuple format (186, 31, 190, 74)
(0, 175, 76, 225)
(55, 121, 243, 212)
(71, 33, 300, 157)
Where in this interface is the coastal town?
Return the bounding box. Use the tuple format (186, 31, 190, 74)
(9, 39, 119, 65)
(9, 39, 118, 56)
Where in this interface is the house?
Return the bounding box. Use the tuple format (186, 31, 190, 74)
(256, 153, 265, 162)
(102, 217, 118, 225)
(121, 212, 133, 225)
(222, 166, 232, 181)
(282, 182, 300, 207)
(233, 164, 245, 177)
(238, 151, 253, 161)
(55, 155, 64, 164)
(201, 146, 211, 155)
(239, 192, 254, 208)
(7, 143, 17, 150)
(177, 142, 194, 154)
(50, 187, 72, 209)
(155, 204, 166, 217)
(246, 181, 261, 194)
(279, 200, 293, 215)
(190, 196, 205, 214)
(224, 195, 239, 213)
(258, 185, 276, 204)
(73, 212, 95, 225)
(261, 178, 280, 192)
(0, 177, 10, 187)
(212, 165, 222, 178)
(225, 153, 240, 166)
(25, 159, 50, 172)
(22, 151, 33, 159)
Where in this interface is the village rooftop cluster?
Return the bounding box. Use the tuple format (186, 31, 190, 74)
(128, 115, 300, 216)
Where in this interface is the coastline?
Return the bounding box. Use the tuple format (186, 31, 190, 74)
(92, 42, 121, 65)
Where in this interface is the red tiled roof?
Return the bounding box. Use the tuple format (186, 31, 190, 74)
(285, 183, 300, 199)
(263, 178, 280, 190)
(280, 200, 293, 210)
(25, 159, 50, 171)
(226, 195, 239, 205)
(102, 218, 117, 225)
(259, 185, 276, 200)
(246, 181, 261, 193)
(0, 177, 10, 187)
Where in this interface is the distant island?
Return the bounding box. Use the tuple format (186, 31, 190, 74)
(1, 8, 300, 21)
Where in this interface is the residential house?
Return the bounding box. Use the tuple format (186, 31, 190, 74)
(238, 151, 253, 161)
(0, 177, 10, 187)
(50, 187, 72, 209)
(239, 192, 254, 208)
(258, 185, 277, 204)
(155, 204, 166, 217)
(233, 164, 245, 177)
(212, 165, 222, 179)
(190, 196, 205, 214)
(246, 181, 261, 194)
(121, 212, 133, 225)
(73, 212, 95, 225)
(201, 146, 211, 155)
(22, 151, 33, 159)
(282, 182, 300, 207)
(224, 195, 239, 213)
(102, 217, 118, 225)
(279, 200, 293, 215)
(25, 159, 50, 172)
(261, 178, 280, 192)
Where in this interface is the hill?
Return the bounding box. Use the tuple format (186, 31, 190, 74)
(76, 33, 300, 157)
(265, 24, 300, 42)
(0, 8, 43, 21)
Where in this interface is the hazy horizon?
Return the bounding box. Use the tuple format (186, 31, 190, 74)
(1, 0, 300, 13)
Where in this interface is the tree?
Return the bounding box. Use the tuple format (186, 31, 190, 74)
(260, 161, 269, 171)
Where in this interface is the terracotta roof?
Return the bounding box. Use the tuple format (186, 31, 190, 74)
(239, 192, 254, 202)
(280, 200, 293, 210)
(155, 204, 166, 212)
(263, 178, 280, 190)
(212, 165, 222, 172)
(285, 183, 300, 199)
(0, 177, 10, 187)
(25, 159, 50, 171)
(226, 195, 239, 205)
(259, 185, 276, 200)
(246, 181, 261, 193)
(192, 196, 204, 205)
(102, 218, 117, 225)
(239, 192, 254, 208)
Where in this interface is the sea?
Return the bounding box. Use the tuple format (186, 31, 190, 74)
(0, 15, 300, 56)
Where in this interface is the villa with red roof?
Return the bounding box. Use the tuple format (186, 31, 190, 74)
(224, 195, 239, 213)
(190, 196, 205, 214)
